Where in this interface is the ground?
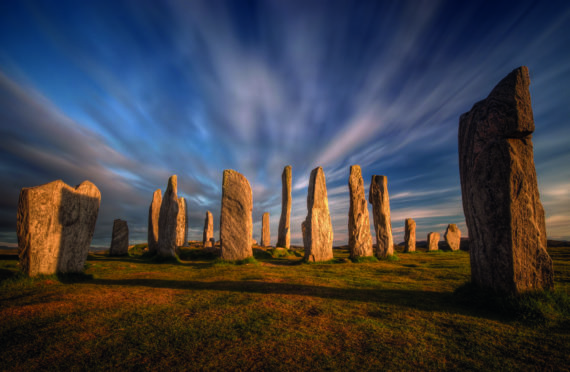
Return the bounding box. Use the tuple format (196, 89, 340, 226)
(1, 243, 569, 371)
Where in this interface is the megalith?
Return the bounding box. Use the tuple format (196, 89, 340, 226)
(17, 180, 101, 276)
(427, 232, 439, 251)
(157, 175, 179, 258)
(261, 212, 270, 247)
(348, 165, 373, 258)
(277, 165, 292, 248)
(220, 170, 253, 260)
(369, 175, 394, 258)
(109, 219, 129, 256)
(203, 211, 214, 248)
(459, 66, 553, 293)
(176, 197, 188, 247)
(444, 224, 461, 251)
(303, 167, 334, 262)
(147, 189, 162, 255)
(404, 218, 416, 253)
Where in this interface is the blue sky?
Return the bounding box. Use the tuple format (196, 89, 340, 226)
(0, 0, 569, 247)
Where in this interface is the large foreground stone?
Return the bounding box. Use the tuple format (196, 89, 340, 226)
(17, 180, 101, 276)
(348, 165, 373, 258)
(404, 218, 416, 253)
(220, 170, 253, 260)
(459, 66, 553, 294)
(444, 224, 461, 251)
(261, 212, 270, 247)
(303, 167, 333, 262)
(109, 219, 129, 256)
(427, 232, 439, 251)
(157, 175, 179, 258)
(369, 175, 394, 258)
(176, 197, 188, 247)
(203, 211, 214, 248)
(277, 165, 292, 248)
(147, 189, 162, 255)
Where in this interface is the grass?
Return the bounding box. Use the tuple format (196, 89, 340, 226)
(0, 243, 568, 371)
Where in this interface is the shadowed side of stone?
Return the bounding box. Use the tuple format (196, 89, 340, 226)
(303, 167, 333, 262)
(348, 165, 373, 258)
(459, 66, 553, 294)
(109, 219, 129, 256)
(157, 175, 179, 258)
(220, 170, 253, 260)
(203, 211, 214, 248)
(147, 189, 162, 255)
(369, 175, 394, 258)
(261, 212, 270, 247)
(404, 218, 416, 253)
(277, 165, 292, 248)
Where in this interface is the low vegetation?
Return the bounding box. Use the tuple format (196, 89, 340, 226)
(0, 244, 568, 370)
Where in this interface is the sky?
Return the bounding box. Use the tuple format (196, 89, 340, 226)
(0, 0, 569, 248)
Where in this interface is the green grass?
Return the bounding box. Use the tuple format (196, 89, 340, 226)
(0, 245, 568, 371)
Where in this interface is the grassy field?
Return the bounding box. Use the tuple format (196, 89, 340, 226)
(1, 243, 569, 371)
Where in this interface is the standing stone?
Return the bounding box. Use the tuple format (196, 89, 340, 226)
(303, 167, 334, 262)
(176, 197, 188, 247)
(427, 232, 440, 251)
(17, 180, 101, 276)
(261, 212, 270, 247)
(147, 189, 162, 255)
(109, 219, 129, 256)
(277, 165, 292, 248)
(203, 211, 214, 248)
(157, 175, 179, 258)
(220, 170, 253, 260)
(444, 224, 461, 251)
(348, 165, 373, 258)
(459, 66, 553, 293)
(369, 175, 394, 258)
(404, 218, 416, 253)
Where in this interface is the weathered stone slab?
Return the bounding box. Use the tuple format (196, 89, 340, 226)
(303, 167, 334, 262)
(176, 197, 188, 247)
(220, 170, 253, 260)
(427, 232, 440, 251)
(261, 212, 270, 247)
(109, 219, 129, 256)
(348, 165, 373, 258)
(459, 66, 553, 294)
(147, 189, 162, 255)
(203, 211, 214, 248)
(444, 224, 461, 251)
(17, 180, 101, 276)
(404, 218, 416, 253)
(157, 175, 179, 258)
(277, 165, 292, 248)
(369, 175, 394, 258)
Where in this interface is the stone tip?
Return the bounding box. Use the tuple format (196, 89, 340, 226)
(167, 175, 178, 194)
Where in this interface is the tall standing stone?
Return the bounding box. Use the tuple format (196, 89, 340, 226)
(369, 175, 394, 258)
(147, 189, 162, 255)
(404, 218, 416, 253)
(17, 180, 101, 276)
(220, 170, 253, 260)
(427, 232, 440, 251)
(203, 211, 214, 248)
(444, 224, 461, 251)
(261, 212, 270, 247)
(109, 219, 129, 256)
(459, 66, 553, 294)
(348, 165, 373, 258)
(176, 197, 188, 247)
(277, 165, 292, 248)
(303, 167, 334, 262)
(157, 175, 179, 258)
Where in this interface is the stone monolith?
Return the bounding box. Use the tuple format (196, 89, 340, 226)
(176, 197, 188, 247)
(203, 211, 214, 248)
(220, 170, 253, 260)
(109, 219, 129, 256)
(157, 175, 179, 258)
(348, 165, 373, 258)
(369, 175, 394, 258)
(444, 224, 461, 251)
(261, 212, 270, 247)
(404, 218, 416, 253)
(427, 232, 439, 251)
(147, 189, 162, 255)
(303, 167, 334, 262)
(277, 165, 292, 248)
(17, 180, 101, 276)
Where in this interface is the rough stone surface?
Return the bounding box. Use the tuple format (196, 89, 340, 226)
(459, 66, 553, 294)
(147, 189, 162, 255)
(176, 197, 188, 247)
(303, 167, 334, 262)
(277, 165, 292, 248)
(109, 219, 129, 256)
(427, 232, 440, 251)
(404, 218, 416, 253)
(444, 224, 461, 251)
(157, 175, 179, 258)
(369, 175, 394, 258)
(261, 212, 270, 247)
(17, 180, 101, 276)
(348, 165, 373, 258)
(203, 211, 214, 248)
(220, 170, 253, 260)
